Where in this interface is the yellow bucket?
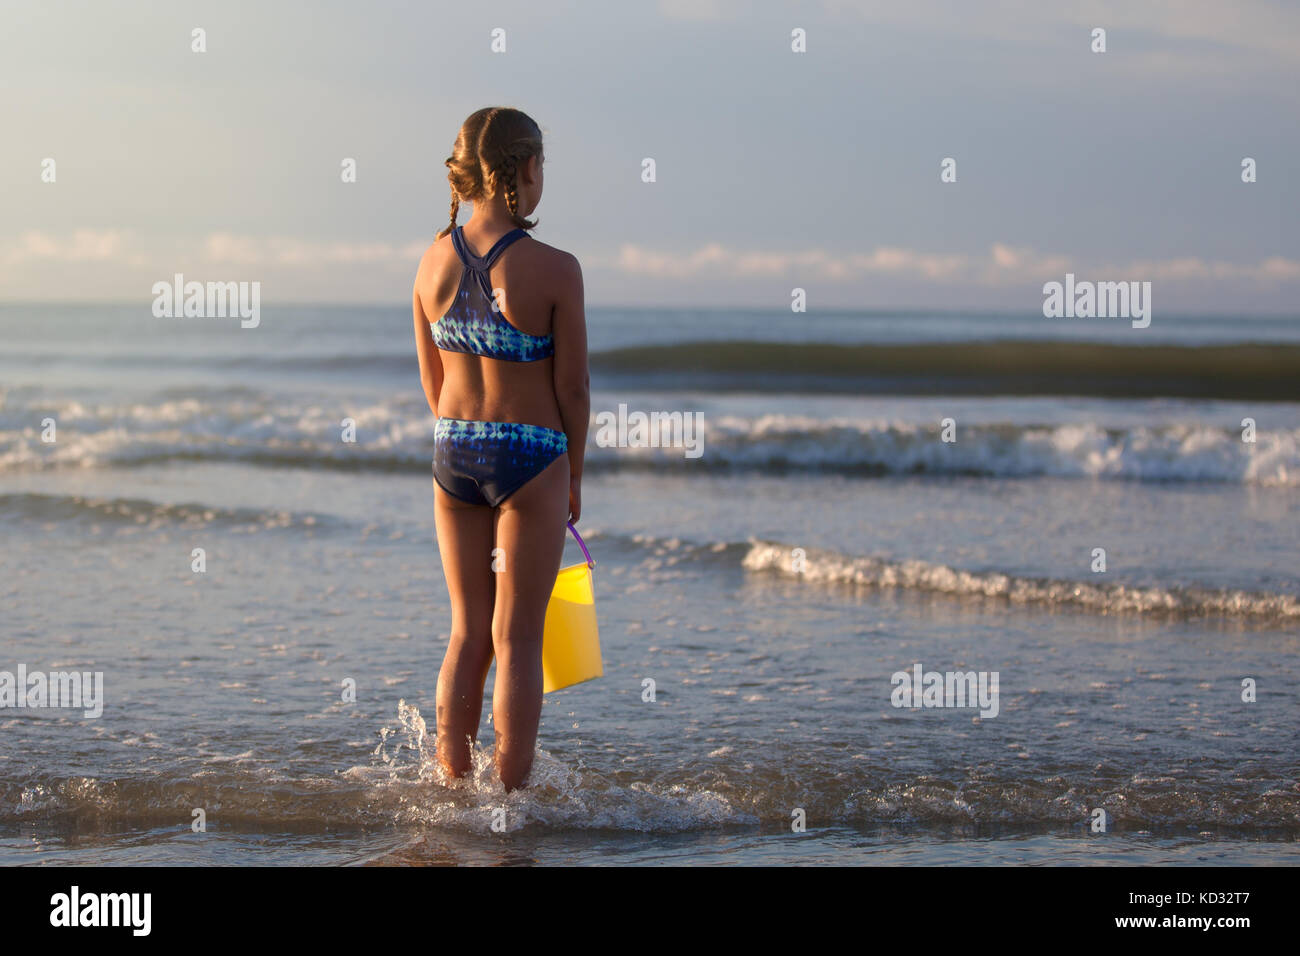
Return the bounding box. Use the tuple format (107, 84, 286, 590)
(541, 522, 603, 693)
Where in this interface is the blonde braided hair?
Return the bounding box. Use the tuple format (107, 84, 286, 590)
(436, 107, 542, 240)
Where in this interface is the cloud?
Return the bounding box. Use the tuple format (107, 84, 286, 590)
(0, 229, 428, 273)
(3, 230, 1297, 302)
(596, 240, 1299, 287)
(1116, 255, 1300, 282)
(820, 0, 1300, 61)
(1072, 0, 1300, 61)
(203, 233, 428, 266)
(2, 229, 137, 265)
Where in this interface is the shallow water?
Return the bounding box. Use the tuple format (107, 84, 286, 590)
(2, 305, 1298, 864)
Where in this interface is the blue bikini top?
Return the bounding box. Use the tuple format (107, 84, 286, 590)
(431, 226, 554, 362)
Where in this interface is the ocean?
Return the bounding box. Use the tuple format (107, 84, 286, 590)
(1, 303, 1298, 865)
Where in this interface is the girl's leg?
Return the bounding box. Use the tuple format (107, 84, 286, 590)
(433, 485, 497, 778)
(490, 453, 569, 790)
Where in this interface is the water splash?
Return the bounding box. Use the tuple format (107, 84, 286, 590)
(363, 700, 751, 834)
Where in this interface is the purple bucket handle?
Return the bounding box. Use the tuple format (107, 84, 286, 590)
(566, 521, 594, 568)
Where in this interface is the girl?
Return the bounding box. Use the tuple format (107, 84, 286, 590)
(412, 107, 589, 790)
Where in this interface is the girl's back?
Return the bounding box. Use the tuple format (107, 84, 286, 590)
(414, 225, 581, 431)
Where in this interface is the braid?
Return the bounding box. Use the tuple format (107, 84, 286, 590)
(499, 154, 520, 220)
(436, 159, 463, 241)
(495, 152, 539, 229)
(444, 193, 460, 238)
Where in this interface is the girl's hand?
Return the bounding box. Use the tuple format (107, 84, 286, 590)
(568, 476, 582, 523)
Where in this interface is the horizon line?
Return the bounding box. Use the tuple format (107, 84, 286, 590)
(2, 300, 1299, 320)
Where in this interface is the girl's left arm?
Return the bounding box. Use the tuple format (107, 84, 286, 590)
(413, 282, 443, 417)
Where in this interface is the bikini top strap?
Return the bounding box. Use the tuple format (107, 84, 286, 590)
(453, 226, 528, 272)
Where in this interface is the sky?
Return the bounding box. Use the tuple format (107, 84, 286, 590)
(1, 0, 1298, 312)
